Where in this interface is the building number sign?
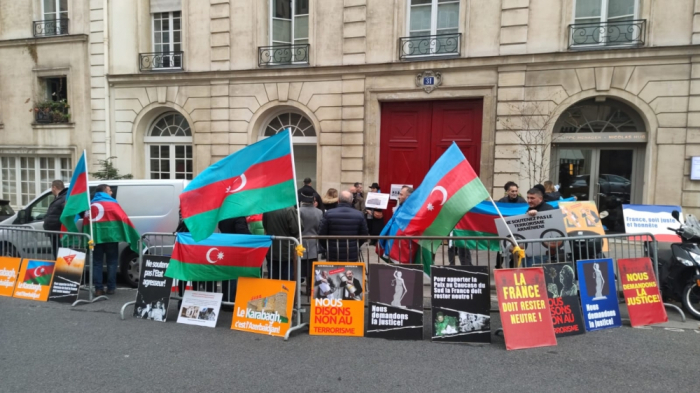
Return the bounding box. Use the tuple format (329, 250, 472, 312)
(416, 70, 442, 93)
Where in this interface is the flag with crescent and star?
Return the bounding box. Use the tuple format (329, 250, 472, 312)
(82, 192, 141, 253)
(60, 151, 90, 234)
(179, 130, 297, 242)
(164, 232, 272, 281)
(378, 143, 490, 275)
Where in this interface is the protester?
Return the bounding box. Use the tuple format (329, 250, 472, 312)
(263, 206, 300, 280)
(543, 180, 562, 202)
(364, 182, 385, 245)
(91, 184, 119, 296)
(350, 182, 365, 212)
(322, 188, 339, 211)
(498, 181, 526, 203)
(299, 190, 323, 291)
(298, 177, 324, 211)
(526, 187, 555, 216)
(43, 180, 67, 258)
(393, 186, 413, 213)
(318, 190, 369, 262)
(448, 231, 472, 266)
(218, 216, 251, 303)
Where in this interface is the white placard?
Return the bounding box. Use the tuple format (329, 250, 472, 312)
(177, 290, 223, 328)
(365, 192, 390, 209)
(495, 210, 569, 257)
(692, 157, 700, 180)
(390, 184, 412, 200)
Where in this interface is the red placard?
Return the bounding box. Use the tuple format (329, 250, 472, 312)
(495, 268, 557, 350)
(618, 258, 668, 327)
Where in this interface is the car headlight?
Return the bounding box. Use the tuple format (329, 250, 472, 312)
(677, 257, 695, 267)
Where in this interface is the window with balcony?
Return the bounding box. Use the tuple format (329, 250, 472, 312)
(259, 0, 309, 66)
(34, 77, 70, 124)
(140, 11, 183, 71)
(400, 0, 461, 60)
(569, 0, 645, 48)
(34, 0, 69, 37)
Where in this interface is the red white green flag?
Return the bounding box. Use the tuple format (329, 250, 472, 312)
(83, 192, 141, 252)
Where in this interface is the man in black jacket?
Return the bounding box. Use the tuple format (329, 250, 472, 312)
(318, 190, 369, 262)
(43, 180, 67, 258)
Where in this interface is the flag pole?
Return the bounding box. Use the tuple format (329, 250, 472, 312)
(287, 129, 303, 243)
(487, 195, 525, 267)
(84, 150, 94, 240)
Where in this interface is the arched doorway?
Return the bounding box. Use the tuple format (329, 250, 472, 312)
(145, 112, 193, 180)
(552, 98, 647, 232)
(260, 109, 317, 189)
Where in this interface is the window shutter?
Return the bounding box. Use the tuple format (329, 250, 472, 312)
(150, 0, 181, 13)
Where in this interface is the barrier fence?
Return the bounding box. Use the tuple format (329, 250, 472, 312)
(0, 225, 96, 306)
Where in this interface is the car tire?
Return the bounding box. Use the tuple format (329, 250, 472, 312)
(682, 282, 700, 321)
(120, 251, 140, 288)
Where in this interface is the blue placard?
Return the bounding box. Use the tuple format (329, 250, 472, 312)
(423, 77, 435, 86)
(576, 258, 622, 331)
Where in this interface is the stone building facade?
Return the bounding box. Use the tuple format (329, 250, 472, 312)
(2, 0, 700, 225)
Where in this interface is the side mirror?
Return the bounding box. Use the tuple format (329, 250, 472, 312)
(672, 210, 680, 222)
(15, 210, 27, 225)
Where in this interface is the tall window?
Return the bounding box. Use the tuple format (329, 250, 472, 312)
(146, 113, 193, 180)
(43, 0, 68, 21)
(152, 12, 182, 68)
(572, 0, 639, 47)
(40, 0, 68, 36)
(0, 156, 72, 207)
(407, 0, 459, 55)
(263, 111, 317, 189)
(270, 0, 309, 63)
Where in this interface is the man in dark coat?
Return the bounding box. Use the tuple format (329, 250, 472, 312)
(263, 207, 300, 280)
(498, 181, 526, 203)
(298, 178, 324, 211)
(218, 216, 251, 302)
(43, 180, 67, 258)
(318, 190, 369, 262)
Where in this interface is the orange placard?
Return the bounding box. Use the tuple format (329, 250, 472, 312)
(0, 257, 22, 297)
(13, 259, 56, 302)
(310, 262, 365, 337)
(231, 277, 296, 337)
(559, 201, 608, 252)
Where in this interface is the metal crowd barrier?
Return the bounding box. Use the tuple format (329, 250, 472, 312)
(0, 225, 96, 306)
(120, 232, 308, 340)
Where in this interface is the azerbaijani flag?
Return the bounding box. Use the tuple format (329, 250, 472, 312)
(24, 261, 55, 286)
(453, 198, 576, 251)
(379, 143, 490, 274)
(180, 130, 296, 241)
(246, 214, 265, 235)
(60, 151, 90, 233)
(164, 233, 272, 281)
(83, 192, 141, 253)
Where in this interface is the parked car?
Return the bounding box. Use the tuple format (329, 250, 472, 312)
(0, 179, 187, 287)
(0, 200, 14, 221)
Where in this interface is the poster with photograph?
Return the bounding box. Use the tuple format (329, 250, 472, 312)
(618, 258, 668, 327)
(310, 262, 365, 337)
(390, 184, 412, 200)
(366, 264, 423, 340)
(48, 248, 86, 303)
(365, 192, 390, 210)
(0, 257, 21, 297)
(495, 268, 557, 350)
(13, 259, 55, 301)
(431, 265, 491, 343)
(231, 277, 296, 337)
(495, 210, 569, 257)
(133, 255, 174, 322)
(559, 201, 608, 252)
(543, 263, 585, 337)
(577, 258, 622, 331)
(177, 290, 223, 328)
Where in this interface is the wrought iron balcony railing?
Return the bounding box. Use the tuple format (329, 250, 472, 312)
(139, 52, 184, 71)
(33, 19, 69, 37)
(399, 33, 461, 60)
(569, 19, 646, 49)
(258, 44, 310, 67)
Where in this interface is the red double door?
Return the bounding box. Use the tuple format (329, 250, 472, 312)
(379, 99, 483, 219)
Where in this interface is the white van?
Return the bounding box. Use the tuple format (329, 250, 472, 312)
(0, 179, 186, 287)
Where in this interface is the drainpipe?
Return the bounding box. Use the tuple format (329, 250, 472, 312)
(103, 0, 112, 159)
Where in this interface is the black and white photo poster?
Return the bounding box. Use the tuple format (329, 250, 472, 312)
(431, 265, 491, 343)
(177, 290, 224, 328)
(133, 255, 174, 322)
(366, 264, 423, 340)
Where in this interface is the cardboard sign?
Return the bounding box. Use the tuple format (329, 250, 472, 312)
(494, 268, 557, 350)
(495, 210, 569, 257)
(559, 201, 608, 252)
(618, 258, 668, 327)
(13, 259, 56, 301)
(577, 258, 622, 331)
(0, 257, 21, 297)
(431, 265, 491, 343)
(366, 264, 423, 340)
(365, 192, 390, 209)
(310, 262, 365, 337)
(133, 256, 174, 322)
(622, 204, 682, 242)
(48, 248, 86, 303)
(231, 277, 296, 337)
(177, 290, 223, 328)
(543, 263, 586, 337)
(390, 184, 412, 200)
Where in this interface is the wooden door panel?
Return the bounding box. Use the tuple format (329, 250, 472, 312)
(430, 99, 483, 174)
